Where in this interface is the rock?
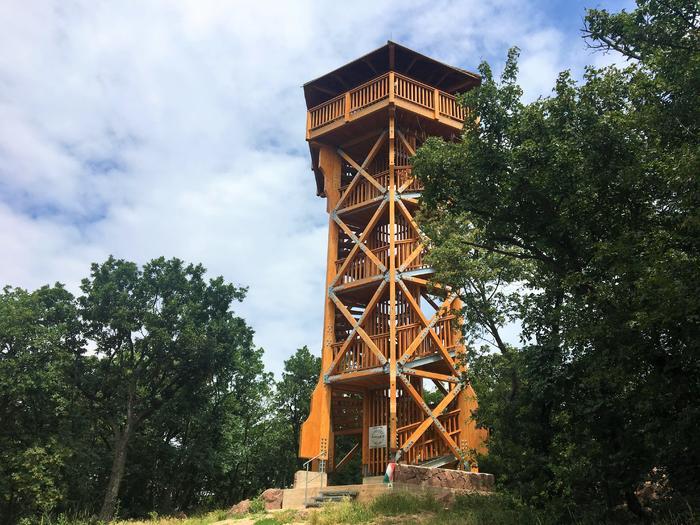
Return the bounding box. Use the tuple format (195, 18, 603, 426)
(261, 488, 284, 510)
(228, 499, 252, 516)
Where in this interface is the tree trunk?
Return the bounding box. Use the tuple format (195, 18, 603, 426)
(99, 395, 135, 522)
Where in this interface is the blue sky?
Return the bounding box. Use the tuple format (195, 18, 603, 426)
(0, 0, 634, 375)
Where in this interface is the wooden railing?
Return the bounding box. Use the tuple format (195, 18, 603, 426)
(349, 74, 389, 114)
(395, 73, 434, 109)
(396, 166, 423, 192)
(395, 316, 457, 361)
(439, 92, 467, 121)
(308, 93, 345, 130)
(335, 238, 424, 285)
(336, 166, 421, 213)
(398, 409, 461, 465)
(308, 72, 467, 132)
(338, 171, 388, 210)
(331, 315, 457, 374)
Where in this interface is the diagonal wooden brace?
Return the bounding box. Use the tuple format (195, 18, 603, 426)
(396, 198, 429, 244)
(333, 213, 387, 273)
(396, 374, 463, 461)
(325, 280, 387, 376)
(397, 130, 416, 156)
(335, 130, 387, 211)
(398, 280, 457, 372)
(331, 200, 387, 288)
(330, 292, 387, 366)
(338, 149, 386, 194)
(398, 242, 425, 272)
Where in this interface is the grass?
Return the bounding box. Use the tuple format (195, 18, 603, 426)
(307, 491, 551, 525)
(39, 491, 698, 525)
(112, 509, 229, 525)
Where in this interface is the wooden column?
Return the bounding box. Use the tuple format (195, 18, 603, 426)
(388, 111, 397, 454)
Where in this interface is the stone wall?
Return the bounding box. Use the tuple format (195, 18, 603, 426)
(394, 464, 495, 492)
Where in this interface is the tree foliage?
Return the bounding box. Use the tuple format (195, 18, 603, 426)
(413, 0, 699, 520)
(0, 259, 319, 524)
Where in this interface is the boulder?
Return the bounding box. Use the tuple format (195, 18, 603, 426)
(228, 499, 251, 516)
(261, 488, 284, 510)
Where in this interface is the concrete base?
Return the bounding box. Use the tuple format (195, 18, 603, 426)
(293, 470, 327, 489)
(282, 482, 390, 509)
(281, 478, 495, 509)
(362, 476, 385, 485)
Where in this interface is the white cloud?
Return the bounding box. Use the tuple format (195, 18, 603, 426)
(0, 0, 629, 374)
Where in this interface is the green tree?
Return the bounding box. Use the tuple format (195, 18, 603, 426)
(0, 285, 82, 524)
(413, 0, 699, 520)
(75, 256, 252, 522)
(269, 346, 321, 488)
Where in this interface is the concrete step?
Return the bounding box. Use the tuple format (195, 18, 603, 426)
(305, 489, 359, 508)
(319, 490, 359, 497)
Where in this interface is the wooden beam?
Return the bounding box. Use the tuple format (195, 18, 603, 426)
(404, 55, 419, 75)
(396, 198, 428, 242)
(335, 442, 361, 471)
(402, 368, 459, 383)
(388, 110, 398, 453)
(397, 130, 416, 156)
(327, 367, 384, 383)
(432, 379, 449, 396)
(421, 291, 440, 311)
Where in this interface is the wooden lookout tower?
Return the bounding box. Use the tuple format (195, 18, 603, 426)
(299, 42, 488, 479)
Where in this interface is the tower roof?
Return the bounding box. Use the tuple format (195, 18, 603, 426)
(303, 41, 480, 109)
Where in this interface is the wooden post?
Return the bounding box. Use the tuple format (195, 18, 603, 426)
(389, 71, 395, 103)
(345, 92, 351, 122)
(388, 111, 397, 456)
(433, 88, 440, 119)
(362, 390, 370, 476)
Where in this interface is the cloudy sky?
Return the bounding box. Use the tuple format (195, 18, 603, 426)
(0, 0, 633, 374)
